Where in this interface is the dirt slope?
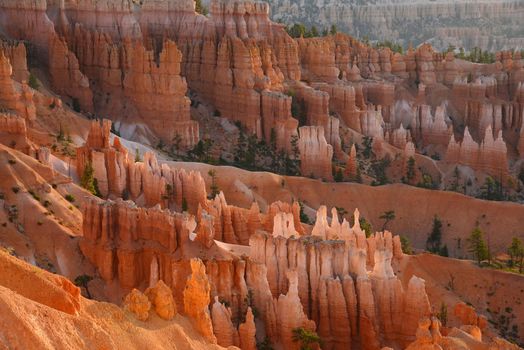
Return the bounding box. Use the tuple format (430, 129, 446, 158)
(0, 250, 228, 350)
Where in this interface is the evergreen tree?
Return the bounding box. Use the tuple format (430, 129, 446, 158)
(362, 136, 374, 159)
(290, 134, 301, 175)
(479, 176, 504, 201)
(355, 167, 362, 183)
(406, 156, 416, 183)
(74, 274, 93, 299)
(28, 73, 40, 90)
(81, 161, 97, 195)
(437, 303, 448, 326)
(310, 25, 319, 37)
(450, 166, 460, 192)
(195, 0, 208, 15)
(508, 237, 524, 272)
(379, 210, 395, 231)
(329, 24, 337, 35)
(135, 148, 141, 162)
(234, 129, 247, 165)
(467, 227, 489, 265)
(426, 215, 443, 253)
(298, 201, 311, 224)
(400, 235, 413, 255)
(334, 167, 344, 182)
(350, 214, 373, 237)
(292, 327, 321, 350)
(518, 167, 524, 185)
(287, 23, 307, 38)
(92, 178, 102, 197)
(440, 245, 449, 257)
(208, 170, 220, 199)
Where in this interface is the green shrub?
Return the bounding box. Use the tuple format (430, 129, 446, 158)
(28, 73, 39, 90)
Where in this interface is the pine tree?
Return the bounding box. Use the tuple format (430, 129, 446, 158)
(74, 275, 93, 299)
(194, 0, 208, 15)
(440, 245, 449, 257)
(81, 161, 97, 195)
(400, 235, 413, 255)
(467, 227, 488, 265)
(334, 168, 344, 182)
(508, 237, 524, 272)
(208, 170, 220, 199)
(298, 201, 311, 224)
(379, 210, 396, 231)
(437, 303, 448, 326)
(426, 215, 443, 253)
(406, 156, 416, 183)
(28, 73, 40, 90)
(355, 167, 362, 183)
(292, 327, 321, 350)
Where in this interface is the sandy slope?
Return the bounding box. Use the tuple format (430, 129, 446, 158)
(0, 250, 229, 350)
(0, 144, 96, 279)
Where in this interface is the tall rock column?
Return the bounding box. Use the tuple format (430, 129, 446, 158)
(239, 307, 257, 350)
(184, 259, 217, 343)
(122, 39, 199, 147)
(0, 50, 35, 122)
(211, 296, 239, 347)
(276, 271, 316, 350)
(298, 126, 333, 181)
(48, 34, 93, 113)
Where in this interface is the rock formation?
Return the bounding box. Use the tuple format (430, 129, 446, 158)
(184, 259, 216, 343)
(445, 126, 509, 178)
(260, 90, 299, 152)
(123, 288, 151, 321)
(0, 40, 29, 82)
(344, 144, 358, 180)
(361, 107, 385, 140)
(0, 114, 32, 154)
(77, 119, 206, 210)
(314, 83, 363, 132)
(298, 37, 339, 83)
(249, 207, 427, 349)
(298, 126, 333, 180)
(211, 296, 239, 347)
(0, 50, 35, 122)
(145, 280, 176, 321)
(80, 198, 197, 288)
(238, 307, 257, 350)
(411, 105, 452, 149)
(48, 34, 94, 113)
(405, 316, 520, 350)
(275, 271, 316, 350)
(453, 302, 488, 330)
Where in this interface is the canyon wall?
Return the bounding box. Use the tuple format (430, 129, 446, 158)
(262, 0, 524, 51)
